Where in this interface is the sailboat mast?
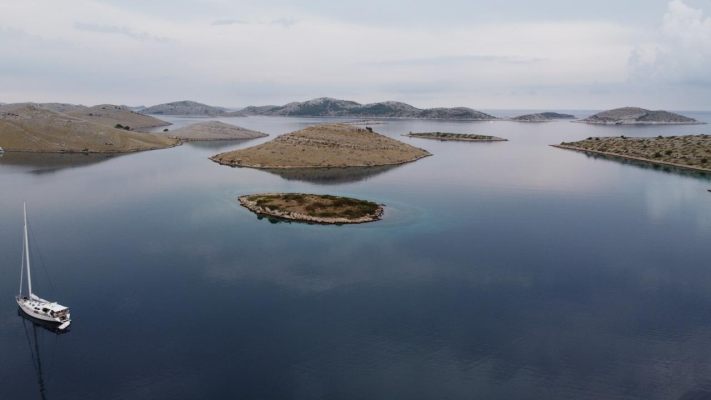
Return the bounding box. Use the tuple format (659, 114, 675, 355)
(24, 203, 33, 297)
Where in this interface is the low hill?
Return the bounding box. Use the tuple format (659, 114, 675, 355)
(579, 107, 701, 125)
(512, 112, 575, 122)
(0, 104, 178, 153)
(66, 104, 170, 130)
(167, 121, 268, 141)
(240, 97, 497, 120)
(141, 100, 233, 116)
(210, 123, 431, 168)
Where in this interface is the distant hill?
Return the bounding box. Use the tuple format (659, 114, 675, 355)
(512, 112, 575, 122)
(580, 107, 701, 125)
(167, 121, 268, 141)
(240, 97, 497, 120)
(210, 123, 430, 168)
(141, 100, 233, 116)
(0, 103, 178, 153)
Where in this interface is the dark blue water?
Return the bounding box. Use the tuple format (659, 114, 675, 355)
(1, 113, 711, 400)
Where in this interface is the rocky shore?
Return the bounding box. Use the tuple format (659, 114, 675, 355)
(239, 193, 384, 224)
(404, 132, 507, 142)
(553, 135, 711, 173)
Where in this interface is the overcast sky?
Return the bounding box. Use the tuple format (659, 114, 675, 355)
(1, 0, 710, 110)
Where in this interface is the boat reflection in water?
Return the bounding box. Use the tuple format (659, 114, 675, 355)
(18, 309, 69, 400)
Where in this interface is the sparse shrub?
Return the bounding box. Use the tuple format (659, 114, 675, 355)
(653, 152, 662, 158)
(115, 123, 124, 129)
(665, 150, 673, 155)
(163, 129, 169, 132)
(702, 159, 708, 164)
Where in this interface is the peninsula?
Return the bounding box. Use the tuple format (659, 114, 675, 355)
(404, 132, 507, 142)
(239, 193, 384, 224)
(578, 107, 701, 125)
(167, 121, 267, 141)
(239, 97, 497, 120)
(553, 135, 711, 172)
(210, 123, 430, 168)
(0, 103, 178, 153)
(512, 112, 575, 122)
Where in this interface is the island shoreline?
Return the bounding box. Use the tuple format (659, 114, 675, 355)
(238, 194, 384, 225)
(551, 144, 711, 173)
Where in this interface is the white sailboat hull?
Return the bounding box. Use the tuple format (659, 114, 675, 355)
(16, 297, 71, 328)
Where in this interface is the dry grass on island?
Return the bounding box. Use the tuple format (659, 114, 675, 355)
(0, 104, 178, 153)
(239, 193, 384, 224)
(404, 132, 507, 142)
(553, 134, 711, 172)
(167, 121, 268, 141)
(211, 123, 430, 169)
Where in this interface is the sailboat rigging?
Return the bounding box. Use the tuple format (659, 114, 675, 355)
(16, 203, 71, 330)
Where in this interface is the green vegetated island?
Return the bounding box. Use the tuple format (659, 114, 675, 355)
(239, 193, 384, 224)
(0, 103, 178, 153)
(210, 123, 431, 168)
(553, 135, 711, 173)
(404, 132, 507, 142)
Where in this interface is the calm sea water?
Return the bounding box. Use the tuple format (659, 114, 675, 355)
(1, 112, 711, 400)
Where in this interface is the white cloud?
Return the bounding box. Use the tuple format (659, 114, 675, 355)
(631, 0, 711, 85)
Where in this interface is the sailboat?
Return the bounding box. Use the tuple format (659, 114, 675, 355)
(15, 203, 71, 331)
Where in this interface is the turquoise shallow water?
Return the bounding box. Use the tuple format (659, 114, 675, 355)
(1, 113, 711, 399)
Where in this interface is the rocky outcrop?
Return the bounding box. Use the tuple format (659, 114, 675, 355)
(211, 123, 431, 169)
(579, 107, 701, 125)
(167, 121, 267, 141)
(240, 97, 497, 120)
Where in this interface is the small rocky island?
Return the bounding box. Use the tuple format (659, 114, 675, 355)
(512, 112, 575, 122)
(404, 132, 507, 142)
(210, 123, 430, 168)
(239, 193, 384, 224)
(578, 107, 702, 125)
(167, 121, 267, 141)
(553, 134, 711, 172)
